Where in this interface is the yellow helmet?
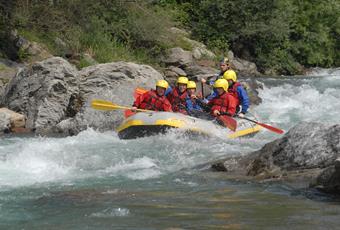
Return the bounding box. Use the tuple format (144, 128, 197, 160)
(187, 81, 196, 89)
(156, 79, 169, 89)
(223, 70, 237, 82)
(177, 76, 189, 85)
(213, 79, 229, 91)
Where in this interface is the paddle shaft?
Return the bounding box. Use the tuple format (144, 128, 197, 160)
(238, 116, 284, 134)
(91, 100, 153, 113)
(116, 105, 152, 113)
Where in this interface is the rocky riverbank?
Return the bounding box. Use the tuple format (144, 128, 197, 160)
(0, 38, 263, 136)
(212, 122, 340, 195)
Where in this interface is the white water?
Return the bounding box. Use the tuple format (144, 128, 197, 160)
(0, 75, 340, 189)
(1, 74, 340, 229)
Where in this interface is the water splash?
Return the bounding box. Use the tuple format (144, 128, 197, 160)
(1, 75, 339, 189)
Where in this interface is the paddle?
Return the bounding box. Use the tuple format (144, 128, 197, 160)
(91, 99, 152, 112)
(238, 115, 284, 134)
(217, 114, 237, 131)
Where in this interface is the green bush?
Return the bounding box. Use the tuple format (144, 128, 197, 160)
(178, 0, 339, 74)
(11, 0, 177, 66)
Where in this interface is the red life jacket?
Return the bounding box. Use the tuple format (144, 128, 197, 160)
(208, 92, 237, 116)
(135, 90, 172, 111)
(167, 88, 188, 114)
(228, 82, 241, 105)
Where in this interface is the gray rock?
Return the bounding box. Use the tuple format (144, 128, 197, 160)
(231, 57, 261, 77)
(2, 57, 165, 135)
(0, 111, 11, 133)
(214, 122, 340, 193)
(166, 66, 187, 77)
(247, 122, 340, 175)
(0, 80, 3, 98)
(184, 65, 216, 79)
(169, 27, 190, 37)
(164, 66, 187, 85)
(55, 61, 163, 135)
(163, 47, 193, 67)
(311, 158, 340, 194)
(1, 57, 79, 134)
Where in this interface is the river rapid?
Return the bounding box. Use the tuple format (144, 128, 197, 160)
(1, 71, 340, 229)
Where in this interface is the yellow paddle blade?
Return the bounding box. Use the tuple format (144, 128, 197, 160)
(91, 100, 128, 111)
(91, 99, 153, 112)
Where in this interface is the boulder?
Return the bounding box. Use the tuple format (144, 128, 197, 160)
(1, 57, 79, 134)
(0, 108, 26, 133)
(226, 50, 260, 77)
(0, 110, 11, 133)
(0, 58, 22, 96)
(311, 158, 340, 193)
(183, 65, 217, 80)
(12, 31, 52, 63)
(55, 61, 163, 135)
(163, 66, 187, 85)
(180, 37, 216, 60)
(163, 47, 193, 67)
(168, 27, 216, 60)
(213, 122, 340, 194)
(245, 122, 340, 177)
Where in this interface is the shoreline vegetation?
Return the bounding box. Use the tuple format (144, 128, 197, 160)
(0, 0, 339, 75)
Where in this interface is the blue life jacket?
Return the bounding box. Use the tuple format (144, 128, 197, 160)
(185, 96, 203, 112)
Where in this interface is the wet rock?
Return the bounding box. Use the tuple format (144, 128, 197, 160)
(1, 56, 165, 135)
(55, 61, 163, 135)
(215, 122, 340, 193)
(1, 57, 79, 135)
(311, 158, 340, 193)
(247, 122, 340, 175)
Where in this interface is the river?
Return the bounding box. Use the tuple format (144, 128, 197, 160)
(1, 71, 340, 229)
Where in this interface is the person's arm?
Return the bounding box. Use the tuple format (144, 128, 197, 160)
(227, 94, 237, 116)
(237, 86, 249, 113)
(193, 101, 203, 111)
(163, 99, 173, 112)
(186, 97, 194, 111)
(206, 90, 217, 101)
(165, 86, 172, 96)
